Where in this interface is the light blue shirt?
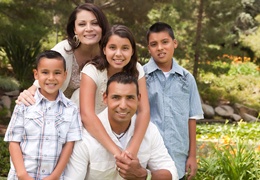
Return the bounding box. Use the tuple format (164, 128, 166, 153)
(143, 57, 204, 178)
(5, 89, 82, 180)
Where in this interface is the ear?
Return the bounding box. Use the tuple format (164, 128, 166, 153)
(103, 92, 108, 105)
(64, 71, 67, 79)
(33, 69, 38, 80)
(137, 93, 141, 102)
(103, 47, 106, 55)
(173, 39, 178, 48)
(147, 45, 151, 54)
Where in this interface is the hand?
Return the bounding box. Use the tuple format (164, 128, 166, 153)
(185, 156, 197, 180)
(17, 173, 34, 180)
(15, 89, 35, 106)
(115, 153, 146, 180)
(42, 174, 59, 180)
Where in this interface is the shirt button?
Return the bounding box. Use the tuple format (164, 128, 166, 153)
(46, 137, 49, 140)
(42, 169, 45, 173)
(48, 107, 51, 110)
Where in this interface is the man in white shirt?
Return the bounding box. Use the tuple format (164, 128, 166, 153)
(64, 72, 178, 180)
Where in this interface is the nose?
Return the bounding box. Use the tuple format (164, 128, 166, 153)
(157, 43, 163, 51)
(115, 49, 122, 56)
(48, 73, 55, 80)
(85, 23, 93, 31)
(119, 98, 127, 109)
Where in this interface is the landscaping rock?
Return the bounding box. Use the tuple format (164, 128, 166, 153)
(202, 104, 215, 118)
(215, 105, 234, 118)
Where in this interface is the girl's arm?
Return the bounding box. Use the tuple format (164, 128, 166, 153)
(44, 142, 75, 180)
(80, 74, 121, 156)
(9, 142, 34, 180)
(16, 84, 37, 106)
(126, 76, 150, 157)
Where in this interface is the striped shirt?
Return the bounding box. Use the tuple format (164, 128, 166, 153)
(143, 58, 204, 178)
(4, 89, 82, 180)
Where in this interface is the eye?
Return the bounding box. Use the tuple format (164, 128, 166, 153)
(91, 21, 99, 26)
(55, 71, 61, 75)
(127, 96, 135, 100)
(162, 40, 169, 44)
(111, 95, 120, 99)
(149, 43, 157, 47)
(41, 71, 48, 74)
(122, 46, 130, 51)
(108, 45, 116, 50)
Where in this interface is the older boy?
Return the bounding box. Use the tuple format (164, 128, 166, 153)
(4, 50, 82, 180)
(143, 22, 204, 180)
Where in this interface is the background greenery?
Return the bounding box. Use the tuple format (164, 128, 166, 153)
(0, 0, 259, 178)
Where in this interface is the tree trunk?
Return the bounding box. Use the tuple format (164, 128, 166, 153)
(193, 0, 204, 80)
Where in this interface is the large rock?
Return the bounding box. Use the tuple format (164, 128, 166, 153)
(1, 95, 11, 109)
(202, 104, 215, 118)
(215, 105, 234, 118)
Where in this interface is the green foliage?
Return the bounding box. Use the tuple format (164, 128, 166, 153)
(0, 75, 19, 91)
(0, 137, 10, 177)
(0, 35, 42, 90)
(196, 122, 260, 179)
(198, 60, 260, 109)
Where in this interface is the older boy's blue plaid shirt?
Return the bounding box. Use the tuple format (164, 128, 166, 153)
(4, 89, 82, 180)
(143, 58, 203, 178)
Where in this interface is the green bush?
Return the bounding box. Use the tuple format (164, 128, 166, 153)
(1, 34, 42, 90)
(196, 122, 260, 180)
(198, 60, 260, 109)
(0, 137, 10, 177)
(0, 75, 19, 91)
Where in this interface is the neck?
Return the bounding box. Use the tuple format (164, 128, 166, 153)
(111, 121, 131, 135)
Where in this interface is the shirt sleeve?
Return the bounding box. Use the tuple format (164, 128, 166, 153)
(64, 140, 89, 180)
(4, 105, 25, 142)
(137, 62, 145, 80)
(81, 64, 99, 83)
(147, 123, 179, 180)
(188, 75, 204, 119)
(66, 106, 82, 142)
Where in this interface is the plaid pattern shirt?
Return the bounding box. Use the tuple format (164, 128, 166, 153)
(4, 89, 82, 180)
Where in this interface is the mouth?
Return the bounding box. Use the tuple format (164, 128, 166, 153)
(46, 83, 57, 88)
(116, 111, 128, 117)
(84, 34, 96, 39)
(158, 52, 166, 58)
(113, 59, 124, 65)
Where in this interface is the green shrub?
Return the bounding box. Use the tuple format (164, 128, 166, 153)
(1, 34, 42, 90)
(0, 75, 19, 91)
(0, 137, 10, 177)
(196, 139, 260, 180)
(196, 122, 260, 180)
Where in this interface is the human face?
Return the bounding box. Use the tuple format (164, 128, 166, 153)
(103, 35, 133, 74)
(103, 82, 139, 133)
(148, 31, 177, 71)
(74, 10, 102, 46)
(34, 58, 67, 101)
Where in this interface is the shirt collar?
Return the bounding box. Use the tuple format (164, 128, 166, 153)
(145, 57, 185, 77)
(98, 108, 135, 143)
(34, 88, 69, 107)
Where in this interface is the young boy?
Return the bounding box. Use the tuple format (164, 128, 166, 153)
(143, 22, 204, 180)
(4, 50, 82, 180)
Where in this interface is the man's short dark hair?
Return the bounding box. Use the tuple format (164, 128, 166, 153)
(106, 72, 139, 96)
(146, 22, 175, 43)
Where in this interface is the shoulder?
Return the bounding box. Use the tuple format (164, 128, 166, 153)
(136, 62, 145, 79)
(51, 40, 73, 58)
